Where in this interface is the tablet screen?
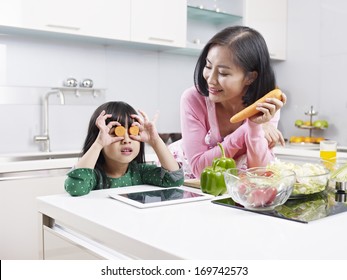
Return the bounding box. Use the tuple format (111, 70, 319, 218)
(119, 188, 204, 204)
(109, 187, 211, 208)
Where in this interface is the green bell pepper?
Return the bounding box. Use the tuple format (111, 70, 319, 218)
(200, 143, 236, 196)
(212, 142, 236, 170)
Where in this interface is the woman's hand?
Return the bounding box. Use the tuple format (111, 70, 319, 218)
(130, 110, 161, 146)
(250, 92, 287, 124)
(95, 110, 123, 147)
(262, 123, 285, 148)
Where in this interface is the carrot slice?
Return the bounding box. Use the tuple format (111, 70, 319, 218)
(114, 126, 126, 137)
(129, 126, 139, 136)
(229, 88, 283, 123)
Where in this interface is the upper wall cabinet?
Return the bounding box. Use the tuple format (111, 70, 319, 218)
(185, 2, 242, 54)
(243, 0, 287, 60)
(185, 0, 287, 60)
(0, 0, 287, 59)
(0, 0, 131, 40)
(130, 0, 187, 47)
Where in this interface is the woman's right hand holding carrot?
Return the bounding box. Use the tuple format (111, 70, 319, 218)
(249, 92, 287, 124)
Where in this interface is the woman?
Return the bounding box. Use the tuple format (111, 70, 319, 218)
(177, 26, 286, 178)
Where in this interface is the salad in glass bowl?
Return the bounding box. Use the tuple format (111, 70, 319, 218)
(224, 167, 296, 211)
(266, 158, 330, 198)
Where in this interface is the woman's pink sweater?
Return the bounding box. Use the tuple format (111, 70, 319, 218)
(180, 86, 279, 177)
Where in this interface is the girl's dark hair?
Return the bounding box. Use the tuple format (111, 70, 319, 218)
(81, 101, 145, 189)
(194, 26, 276, 106)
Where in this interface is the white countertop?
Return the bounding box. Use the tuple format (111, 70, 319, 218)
(275, 145, 347, 157)
(37, 185, 347, 260)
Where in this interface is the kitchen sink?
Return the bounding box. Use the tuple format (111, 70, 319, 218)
(0, 151, 81, 163)
(0, 151, 80, 181)
(0, 168, 70, 181)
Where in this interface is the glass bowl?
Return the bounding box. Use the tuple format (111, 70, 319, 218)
(224, 167, 296, 211)
(267, 157, 330, 198)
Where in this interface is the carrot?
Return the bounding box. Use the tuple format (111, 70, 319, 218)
(129, 126, 139, 136)
(229, 88, 283, 123)
(114, 126, 126, 137)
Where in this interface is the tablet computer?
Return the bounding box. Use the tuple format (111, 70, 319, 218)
(109, 187, 212, 208)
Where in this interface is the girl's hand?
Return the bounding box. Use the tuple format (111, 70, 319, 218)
(95, 110, 123, 147)
(250, 92, 287, 124)
(130, 110, 161, 145)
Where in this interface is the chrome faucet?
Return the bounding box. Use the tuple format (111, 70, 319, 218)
(34, 90, 65, 152)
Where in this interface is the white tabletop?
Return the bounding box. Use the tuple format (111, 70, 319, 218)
(37, 185, 347, 260)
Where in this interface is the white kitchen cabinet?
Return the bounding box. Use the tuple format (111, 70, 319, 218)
(0, 174, 66, 259)
(185, 4, 242, 54)
(184, 0, 287, 60)
(0, 0, 131, 40)
(130, 0, 187, 47)
(243, 0, 287, 60)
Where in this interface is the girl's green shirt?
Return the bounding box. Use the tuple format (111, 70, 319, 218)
(64, 161, 184, 196)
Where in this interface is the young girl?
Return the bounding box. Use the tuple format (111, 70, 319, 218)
(65, 101, 184, 196)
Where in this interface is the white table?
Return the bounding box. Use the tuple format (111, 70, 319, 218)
(37, 185, 347, 260)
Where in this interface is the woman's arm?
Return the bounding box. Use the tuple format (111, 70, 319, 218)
(244, 120, 275, 167)
(253, 92, 286, 148)
(180, 88, 245, 177)
(245, 93, 285, 167)
(263, 121, 285, 148)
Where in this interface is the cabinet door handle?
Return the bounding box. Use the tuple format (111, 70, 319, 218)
(46, 24, 80, 31)
(148, 37, 174, 43)
(45, 224, 131, 260)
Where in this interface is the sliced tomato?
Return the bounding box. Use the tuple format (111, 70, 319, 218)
(238, 184, 247, 196)
(263, 187, 277, 205)
(262, 171, 274, 177)
(247, 189, 266, 207)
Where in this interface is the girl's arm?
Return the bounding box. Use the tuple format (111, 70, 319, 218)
(75, 142, 103, 169)
(130, 110, 180, 171)
(150, 137, 180, 171)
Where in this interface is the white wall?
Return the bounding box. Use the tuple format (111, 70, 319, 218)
(1, 0, 347, 155)
(273, 0, 347, 145)
(0, 36, 196, 154)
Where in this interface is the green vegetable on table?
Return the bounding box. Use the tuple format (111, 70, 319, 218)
(200, 143, 236, 196)
(212, 143, 236, 170)
(331, 161, 347, 181)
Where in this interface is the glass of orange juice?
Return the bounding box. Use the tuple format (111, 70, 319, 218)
(320, 140, 337, 169)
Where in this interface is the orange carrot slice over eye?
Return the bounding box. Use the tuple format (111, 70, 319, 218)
(129, 126, 139, 136)
(229, 88, 283, 123)
(115, 126, 126, 137)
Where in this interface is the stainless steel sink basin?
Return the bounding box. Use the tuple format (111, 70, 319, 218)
(0, 168, 71, 181)
(0, 151, 80, 181)
(0, 151, 81, 163)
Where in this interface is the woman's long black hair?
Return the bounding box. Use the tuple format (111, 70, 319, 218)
(81, 101, 145, 189)
(194, 26, 276, 106)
